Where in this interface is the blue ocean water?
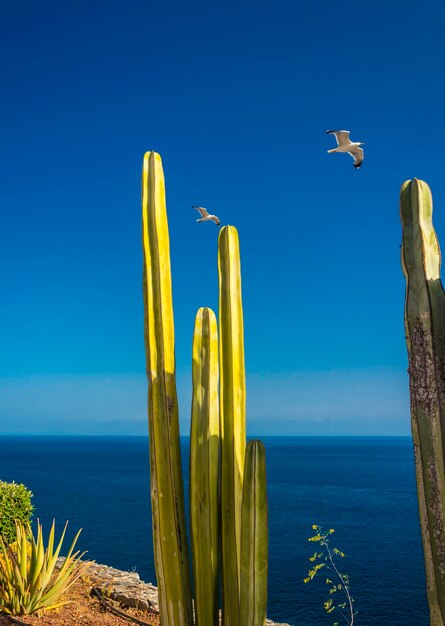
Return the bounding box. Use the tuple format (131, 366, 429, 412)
(0, 436, 427, 625)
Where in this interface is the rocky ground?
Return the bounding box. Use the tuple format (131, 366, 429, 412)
(0, 576, 160, 626)
(0, 560, 290, 626)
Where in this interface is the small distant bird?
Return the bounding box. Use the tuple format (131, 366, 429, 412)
(325, 130, 365, 169)
(192, 205, 221, 225)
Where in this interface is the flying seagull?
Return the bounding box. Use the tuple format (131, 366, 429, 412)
(192, 205, 221, 225)
(325, 130, 364, 169)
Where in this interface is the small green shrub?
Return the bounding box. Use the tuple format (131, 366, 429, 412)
(0, 481, 34, 544)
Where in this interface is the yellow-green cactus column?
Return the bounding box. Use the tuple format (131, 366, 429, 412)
(190, 307, 220, 626)
(240, 440, 268, 626)
(141, 151, 193, 626)
(218, 225, 246, 626)
(401, 178, 445, 626)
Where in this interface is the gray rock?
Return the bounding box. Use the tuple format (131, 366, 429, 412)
(57, 557, 291, 624)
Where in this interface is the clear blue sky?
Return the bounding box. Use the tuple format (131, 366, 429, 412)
(1, 0, 445, 435)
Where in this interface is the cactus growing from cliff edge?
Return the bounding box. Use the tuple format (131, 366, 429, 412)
(141, 152, 268, 626)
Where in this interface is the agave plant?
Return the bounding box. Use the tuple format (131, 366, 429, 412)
(0, 519, 92, 615)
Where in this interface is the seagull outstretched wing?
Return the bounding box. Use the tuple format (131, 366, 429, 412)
(326, 130, 351, 146)
(348, 147, 364, 169)
(192, 205, 210, 218)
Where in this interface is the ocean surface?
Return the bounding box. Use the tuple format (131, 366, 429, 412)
(0, 436, 428, 625)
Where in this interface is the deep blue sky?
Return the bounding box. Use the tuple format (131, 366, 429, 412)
(1, 0, 445, 435)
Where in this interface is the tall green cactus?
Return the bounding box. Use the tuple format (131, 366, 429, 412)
(240, 440, 268, 626)
(141, 152, 268, 625)
(141, 151, 193, 626)
(218, 225, 247, 626)
(190, 307, 220, 626)
(401, 178, 445, 626)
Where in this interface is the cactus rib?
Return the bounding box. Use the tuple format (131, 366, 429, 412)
(142, 151, 193, 626)
(190, 307, 220, 626)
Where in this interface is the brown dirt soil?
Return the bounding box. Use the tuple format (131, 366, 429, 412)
(0, 577, 160, 626)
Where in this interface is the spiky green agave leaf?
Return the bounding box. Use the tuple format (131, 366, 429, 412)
(0, 519, 91, 615)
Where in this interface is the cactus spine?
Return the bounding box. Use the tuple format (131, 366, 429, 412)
(141, 151, 193, 626)
(401, 178, 445, 625)
(190, 307, 220, 626)
(240, 440, 268, 626)
(218, 225, 247, 625)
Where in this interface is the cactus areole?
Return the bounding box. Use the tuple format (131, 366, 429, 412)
(401, 178, 445, 626)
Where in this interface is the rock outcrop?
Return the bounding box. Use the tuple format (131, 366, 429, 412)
(57, 558, 291, 625)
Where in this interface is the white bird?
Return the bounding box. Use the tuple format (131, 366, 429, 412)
(325, 130, 364, 169)
(192, 205, 221, 225)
